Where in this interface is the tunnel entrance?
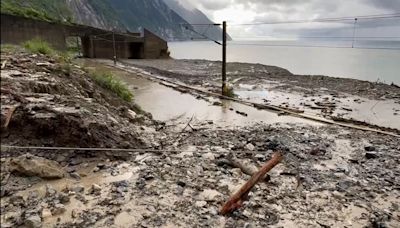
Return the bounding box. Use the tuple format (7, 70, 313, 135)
(129, 42, 143, 59)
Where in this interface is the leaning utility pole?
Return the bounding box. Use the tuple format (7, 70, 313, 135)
(112, 31, 117, 65)
(222, 21, 227, 95)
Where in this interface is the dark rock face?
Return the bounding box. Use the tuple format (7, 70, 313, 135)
(2, 0, 226, 41)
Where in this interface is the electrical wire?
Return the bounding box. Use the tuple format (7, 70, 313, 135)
(227, 42, 400, 50)
(230, 13, 400, 26)
(182, 25, 222, 45)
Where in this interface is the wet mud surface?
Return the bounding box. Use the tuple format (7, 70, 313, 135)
(122, 59, 400, 130)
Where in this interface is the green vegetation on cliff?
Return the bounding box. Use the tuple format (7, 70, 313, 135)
(1, 0, 72, 23)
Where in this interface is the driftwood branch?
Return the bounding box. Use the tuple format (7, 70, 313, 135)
(220, 152, 283, 215)
(217, 154, 270, 182)
(1, 105, 18, 129)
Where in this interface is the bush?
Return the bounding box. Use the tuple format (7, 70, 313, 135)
(222, 85, 236, 98)
(89, 70, 133, 102)
(23, 38, 54, 55)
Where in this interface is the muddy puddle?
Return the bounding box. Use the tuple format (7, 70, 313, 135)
(235, 84, 400, 130)
(83, 60, 319, 127)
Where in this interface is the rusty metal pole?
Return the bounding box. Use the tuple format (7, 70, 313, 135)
(112, 31, 117, 65)
(222, 21, 227, 95)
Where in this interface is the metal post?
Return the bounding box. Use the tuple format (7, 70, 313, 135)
(222, 21, 227, 95)
(112, 31, 117, 65)
(351, 18, 358, 48)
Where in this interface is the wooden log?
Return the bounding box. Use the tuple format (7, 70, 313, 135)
(1, 105, 18, 129)
(220, 152, 283, 215)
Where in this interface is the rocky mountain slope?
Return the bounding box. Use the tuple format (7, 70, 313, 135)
(163, 0, 231, 41)
(1, 0, 227, 41)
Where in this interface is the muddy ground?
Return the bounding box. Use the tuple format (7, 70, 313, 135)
(121, 59, 400, 130)
(1, 49, 400, 228)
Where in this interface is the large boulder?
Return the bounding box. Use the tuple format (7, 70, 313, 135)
(9, 154, 64, 179)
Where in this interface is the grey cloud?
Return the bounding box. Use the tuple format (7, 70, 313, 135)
(366, 0, 400, 11)
(180, 0, 399, 39)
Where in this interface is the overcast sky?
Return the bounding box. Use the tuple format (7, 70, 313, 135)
(178, 0, 400, 40)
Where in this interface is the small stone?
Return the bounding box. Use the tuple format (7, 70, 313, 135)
(25, 215, 42, 228)
(71, 209, 78, 218)
(52, 204, 66, 215)
(9, 195, 25, 206)
(42, 208, 52, 219)
(364, 146, 376, 152)
(245, 143, 255, 151)
(176, 181, 186, 187)
(70, 172, 81, 180)
(365, 152, 379, 159)
(254, 154, 264, 160)
(195, 201, 207, 207)
(70, 185, 84, 193)
(90, 184, 102, 194)
(46, 184, 57, 196)
(202, 152, 215, 160)
(92, 167, 100, 172)
(58, 192, 70, 204)
(198, 189, 222, 202)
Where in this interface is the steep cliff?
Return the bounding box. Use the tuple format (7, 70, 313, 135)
(1, 0, 227, 41)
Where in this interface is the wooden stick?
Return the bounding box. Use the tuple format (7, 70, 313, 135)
(220, 152, 283, 215)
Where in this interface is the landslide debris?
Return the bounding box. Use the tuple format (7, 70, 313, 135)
(9, 154, 65, 179)
(1, 47, 161, 157)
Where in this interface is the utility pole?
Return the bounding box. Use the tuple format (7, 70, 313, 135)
(112, 31, 117, 65)
(222, 21, 227, 95)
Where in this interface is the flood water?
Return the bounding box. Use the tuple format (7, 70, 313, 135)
(169, 40, 400, 84)
(115, 69, 318, 126)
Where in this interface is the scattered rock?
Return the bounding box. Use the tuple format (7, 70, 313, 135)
(9, 195, 25, 206)
(245, 143, 255, 151)
(52, 204, 66, 215)
(42, 208, 52, 219)
(195, 200, 207, 208)
(25, 215, 42, 228)
(70, 172, 81, 180)
(90, 184, 102, 194)
(365, 146, 376, 152)
(176, 181, 186, 188)
(9, 154, 64, 179)
(58, 192, 70, 204)
(365, 152, 379, 159)
(198, 189, 222, 202)
(46, 184, 57, 197)
(202, 152, 215, 160)
(70, 185, 85, 193)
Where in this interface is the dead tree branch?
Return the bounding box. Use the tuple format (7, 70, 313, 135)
(220, 152, 283, 215)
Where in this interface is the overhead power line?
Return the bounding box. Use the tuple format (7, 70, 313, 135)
(230, 13, 400, 26)
(230, 36, 400, 40)
(182, 25, 222, 45)
(227, 42, 400, 50)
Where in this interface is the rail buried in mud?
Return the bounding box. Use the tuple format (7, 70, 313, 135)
(97, 59, 399, 137)
(82, 59, 321, 128)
